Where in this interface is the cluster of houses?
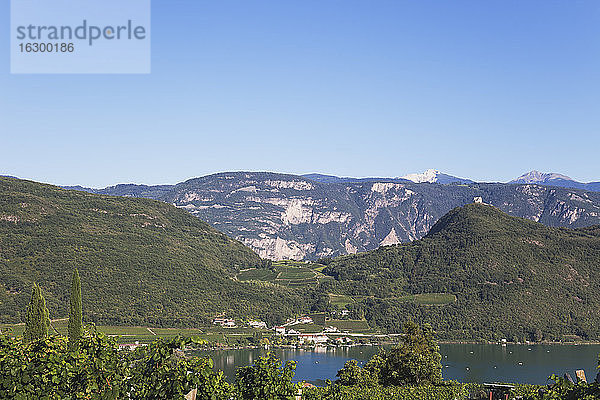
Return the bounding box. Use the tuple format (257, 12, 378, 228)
(211, 314, 354, 346)
(212, 317, 267, 329)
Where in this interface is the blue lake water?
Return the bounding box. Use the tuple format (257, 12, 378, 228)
(197, 344, 600, 385)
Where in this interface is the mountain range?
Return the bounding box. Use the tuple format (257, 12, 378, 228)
(3, 176, 600, 340)
(61, 171, 600, 260)
(509, 170, 600, 192)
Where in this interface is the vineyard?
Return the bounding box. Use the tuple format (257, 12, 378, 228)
(236, 261, 333, 287)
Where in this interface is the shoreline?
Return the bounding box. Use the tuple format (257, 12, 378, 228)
(190, 340, 600, 352)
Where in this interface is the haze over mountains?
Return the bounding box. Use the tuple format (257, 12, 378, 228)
(55, 170, 600, 260)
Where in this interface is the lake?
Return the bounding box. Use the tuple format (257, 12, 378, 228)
(196, 344, 600, 385)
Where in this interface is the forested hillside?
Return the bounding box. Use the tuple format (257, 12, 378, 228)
(0, 177, 306, 326)
(3, 177, 600, 341)
(323, 204, 600, 341)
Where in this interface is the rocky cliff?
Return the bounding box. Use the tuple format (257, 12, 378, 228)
(78, 172, 600, 260)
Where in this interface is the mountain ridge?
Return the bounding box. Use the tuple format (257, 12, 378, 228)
(58, 171, 600, 260)
(3, 178, 600, 340)
(509, 170, 600, 192)
(324, 203, 600, 340)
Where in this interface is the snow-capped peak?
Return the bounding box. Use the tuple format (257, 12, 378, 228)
(510, 170, 573, 184)
(400, 169, 441, 183)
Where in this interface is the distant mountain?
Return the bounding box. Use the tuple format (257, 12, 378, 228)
(66, 172, 600, 260)
(510, 170, 600, 192)
(0, 177, 306, 326)
(302, 174, 410, 184)
(63, 183, 175, 199)
(303, 170, 473, 185)
(325, 203, 600, 340)
(400, 169, 474, 184)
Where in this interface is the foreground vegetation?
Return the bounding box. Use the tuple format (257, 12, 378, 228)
(2, 324, 598, 399)
(1, 281, 598, 400)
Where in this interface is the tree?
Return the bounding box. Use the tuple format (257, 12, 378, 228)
(68, 269, 83, 351)
(236, 353, 298, 400)
(23, 283, 50, 343)
(381, 321, 442, 385)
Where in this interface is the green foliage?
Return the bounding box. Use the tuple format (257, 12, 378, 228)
(0, 330, 232, 400)
(0, 329, 127, 399)
(304, 382, 544, 400)
(522, 375, 600, 400)
(235, 352, 298, 400)
(22, 283, 50, 344)
(127, 336, 233, 400)
(302, 382, 471, 400)
(336, 359, 380, 388)
(68, 269, 83, 351)
(335, 322, 441, 388)
(381, 322, 442, 386)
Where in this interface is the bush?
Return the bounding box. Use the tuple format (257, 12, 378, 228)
(236, 352, 298, 400)
(0, 331, 231, 400)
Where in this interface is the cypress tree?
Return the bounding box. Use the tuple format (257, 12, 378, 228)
(23, 283, 50, 343)
(68, 269, 83, 351)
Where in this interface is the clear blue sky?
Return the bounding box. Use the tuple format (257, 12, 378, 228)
(1, 1, 599, 188)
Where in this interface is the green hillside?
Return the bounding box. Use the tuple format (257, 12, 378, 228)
(3, 178, 600, 341)
(0, 177, 306, 326)
(324, 203, 600, 341)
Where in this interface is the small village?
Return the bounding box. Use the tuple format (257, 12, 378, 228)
(210, 312, 378, 349)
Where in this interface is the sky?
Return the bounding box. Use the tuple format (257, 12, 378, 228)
(1, 1, 599, 188)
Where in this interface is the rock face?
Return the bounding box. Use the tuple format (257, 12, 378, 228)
(78, 172, 600, 261)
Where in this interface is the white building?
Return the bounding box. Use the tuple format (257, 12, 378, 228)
(248, 320, 267, 329)
(223, 320, 236, 328)
(213, 317, 236, 327)
(274, 326, 286, 335)
(299, 334, 328, 345)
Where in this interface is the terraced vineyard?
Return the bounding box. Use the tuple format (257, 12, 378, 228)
(236, 261, 332, 287)
(326, 319, 371, 333)
(329, 294, 354, 308)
